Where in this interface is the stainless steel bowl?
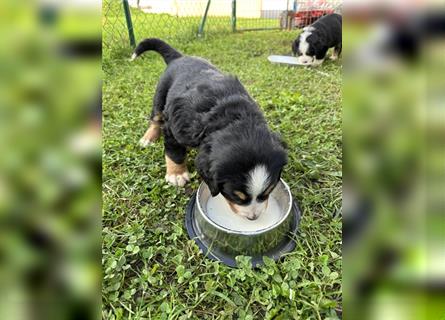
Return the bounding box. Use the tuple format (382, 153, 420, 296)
(185, 179, 301, 267)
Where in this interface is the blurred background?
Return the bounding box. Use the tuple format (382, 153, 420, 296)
(343, 0, 445, 319)
(0, 0, 101, 319)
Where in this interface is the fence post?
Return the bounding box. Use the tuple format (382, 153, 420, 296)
(285, 0, 289, 30)
(198, 0, 212, 37)
(231, 0, 236, 32)
(122, 0, 136, 47)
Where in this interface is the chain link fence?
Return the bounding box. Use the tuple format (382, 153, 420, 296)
(103, 0, 233, 53)
(103, 0, 342, 54)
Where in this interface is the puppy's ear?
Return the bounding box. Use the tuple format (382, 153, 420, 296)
(312, 40, 329, 60)
(196, 144, 220, 196)
(206, 179, 220, 197)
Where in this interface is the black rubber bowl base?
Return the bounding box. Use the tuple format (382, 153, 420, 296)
(185, 192, 301, 268)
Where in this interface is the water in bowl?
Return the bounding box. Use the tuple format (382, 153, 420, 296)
(205, 194, 282, 232)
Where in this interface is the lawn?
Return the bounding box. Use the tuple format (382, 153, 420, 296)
(102, 27, 342, 319)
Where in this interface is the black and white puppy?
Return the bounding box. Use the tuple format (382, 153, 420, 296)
(132, 39, 287, 221)
(292, 13, 342, 66)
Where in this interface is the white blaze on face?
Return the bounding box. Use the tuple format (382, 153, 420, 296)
(248, 165, 269, 196)
(233, 165, 270, 220)
(297, 26, 316, 65)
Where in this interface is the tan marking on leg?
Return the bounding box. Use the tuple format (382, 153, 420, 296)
(330, 49, 339, 61)
(139, 113, 164, 147)
(139, 122, 161, 147)
(152, 114, 163, 123)
(165, 155, 189, 187)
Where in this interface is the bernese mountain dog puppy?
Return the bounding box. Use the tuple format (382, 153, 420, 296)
(292, 13, 342, 66)
(132, 39, 287, 221)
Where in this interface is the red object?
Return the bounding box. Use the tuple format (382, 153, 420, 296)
(294, 9, 335, 27)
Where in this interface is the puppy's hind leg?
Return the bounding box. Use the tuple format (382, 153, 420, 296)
(163, 131, 190, 187)
(139, 113, 163, 147)
(140, 76, 170, 147)
(330, 44, 342, 61)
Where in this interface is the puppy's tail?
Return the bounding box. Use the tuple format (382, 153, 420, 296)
(130, 38, 182, 64)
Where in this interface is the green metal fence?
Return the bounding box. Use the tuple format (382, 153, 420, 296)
(103, 0, 234, 52)
(102, 0, 341, 52)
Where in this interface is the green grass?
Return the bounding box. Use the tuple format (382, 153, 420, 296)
(103, 29, 342, 319)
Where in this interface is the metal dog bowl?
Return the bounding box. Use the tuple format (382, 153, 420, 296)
(185, 179, 301, 267)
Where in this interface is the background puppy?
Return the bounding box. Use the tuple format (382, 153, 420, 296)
(132, 38, 287, 221)
(292, 13, 342, 66)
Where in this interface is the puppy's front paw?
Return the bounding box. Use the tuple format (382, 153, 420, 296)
(329, 55, 338, 61)
(165, 171, 190, 187)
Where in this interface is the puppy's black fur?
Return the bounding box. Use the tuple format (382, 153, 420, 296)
(133, 38, 287, 200)
(292, 13, 342, 61)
